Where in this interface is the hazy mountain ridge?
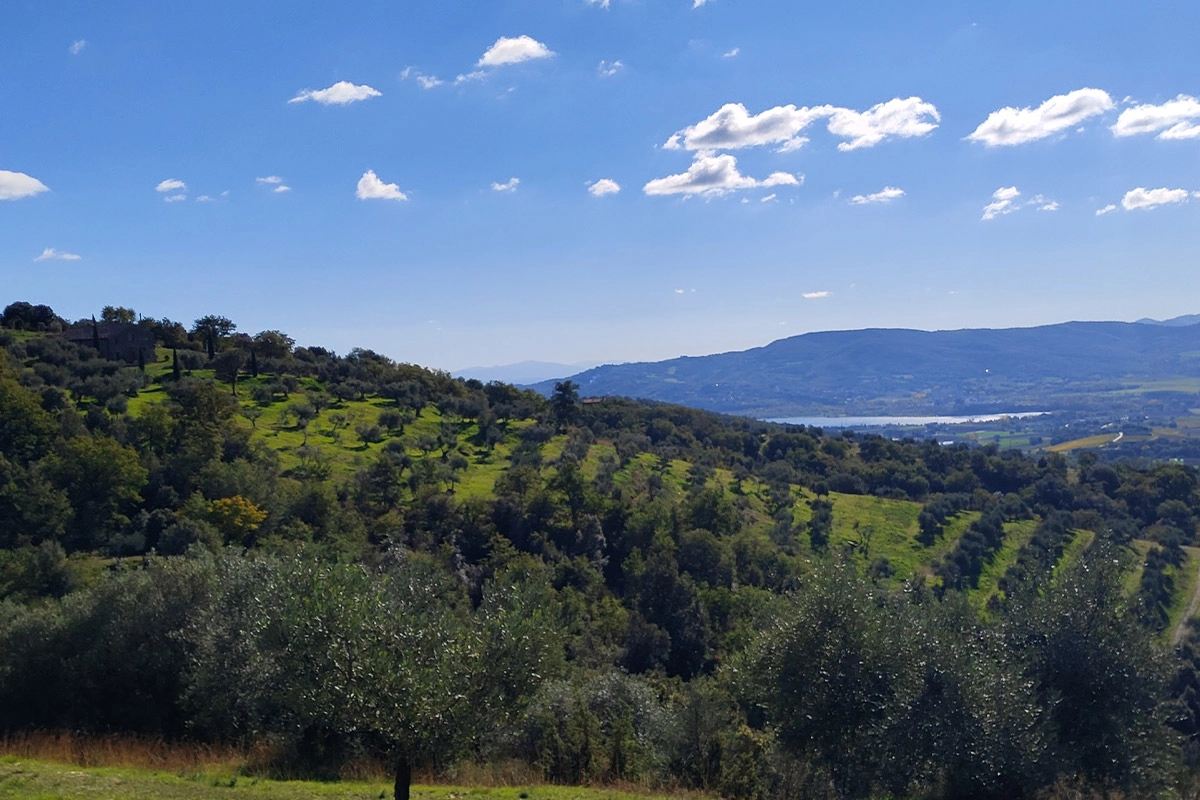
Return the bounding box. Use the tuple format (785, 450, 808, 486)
(1136, 314, 1200, 328)
(533, 320, 1200, 417)
(454, 360, 602, 386)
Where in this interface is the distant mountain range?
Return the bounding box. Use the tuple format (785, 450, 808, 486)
(454, 360, 601, 386)
(1136, 313, 1200, 327)
(530, 317, 1200, 418)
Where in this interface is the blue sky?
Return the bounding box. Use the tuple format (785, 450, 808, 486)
(2, 1, 1199, 371)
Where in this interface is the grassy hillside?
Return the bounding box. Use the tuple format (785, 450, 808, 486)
(0, 757, 691, 800)
(115, 359, 1200, 615)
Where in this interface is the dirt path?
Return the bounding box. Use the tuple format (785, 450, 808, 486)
(1172, 546, 1200, 647)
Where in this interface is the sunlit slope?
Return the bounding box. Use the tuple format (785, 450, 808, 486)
(120, 362, 1200, 629)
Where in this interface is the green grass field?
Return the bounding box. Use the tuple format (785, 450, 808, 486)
(0, 758, 696, 800)
(1112, 378, 1200, 395)
(973, 519, 1037, 606)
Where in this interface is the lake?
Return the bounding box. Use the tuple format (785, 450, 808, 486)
(767, 412, 1048, 428)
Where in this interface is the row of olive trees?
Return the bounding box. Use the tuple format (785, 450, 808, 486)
(0, 550, 562, 800)
(739, 544, 1173, 799)
(0, 540, 1181, 800)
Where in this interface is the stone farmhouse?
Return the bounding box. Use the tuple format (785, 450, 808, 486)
(63, 322, 156, 364)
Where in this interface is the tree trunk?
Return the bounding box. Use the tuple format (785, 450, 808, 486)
(394, 755, 412, 800)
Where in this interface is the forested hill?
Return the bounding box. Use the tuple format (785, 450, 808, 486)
(532, 319, 1200, 417)
(8, 301, 1200, 798)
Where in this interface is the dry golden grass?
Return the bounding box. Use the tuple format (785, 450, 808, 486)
(0, 731, 251, 774)
(0, 731, 415, 783)
(0, 735, 711, 800)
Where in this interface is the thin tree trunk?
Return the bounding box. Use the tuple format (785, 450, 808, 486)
(394, 754, 412, 800)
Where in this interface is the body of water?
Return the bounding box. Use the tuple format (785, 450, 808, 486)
(767, 412, 1048, 428)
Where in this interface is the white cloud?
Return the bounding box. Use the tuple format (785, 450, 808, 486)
(1096, 204, 1117, 216)
(694, 0, 711, 6)
(492, 177, 520, 192)
(477, 36, 554, 67)
(803, 291, 831, 299)
(1122, 186, 1190, 211)
(164, 194, 188, 203)
(825, 97, 941, 151)
(33, 248, 81, 262)
(401, 67, 444, 89)
(454, 70, 488, 85)
(588, 178, 620, 196)
(723, 47, 740, 58)
(980, 187, 1060, 219)
(597, 60, 623, 77)
(257, 176, 291, 193)
(196, 195, 215, 202)
(665, 102, 832, 152)
(967, 88, 1114, 146)
(1111, 95, 1200, 140)
(664, 97, 939, 152)
(0, 170, 50, 200)
(289, 81, 381, 105)
(356, 169, 408, 201)
(587, 0, 611, 8)
(761, 193, 776, 202)
(643, 153, 799, 197)
(155, 178, 186, 193)
(850, 186, 905, 205)
(69, 40, 86, 55)
(982, 186, 1021, 220)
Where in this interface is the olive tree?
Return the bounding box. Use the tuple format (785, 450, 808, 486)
(188, 552, 562, 800)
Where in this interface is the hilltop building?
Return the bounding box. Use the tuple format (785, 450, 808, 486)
(63, 322, 155, 364)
